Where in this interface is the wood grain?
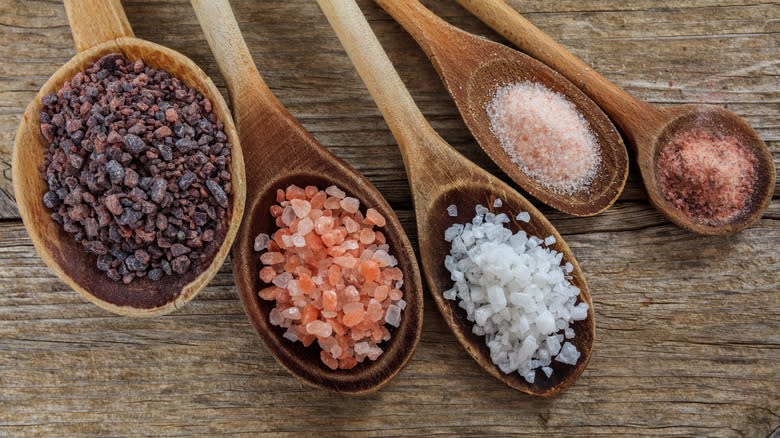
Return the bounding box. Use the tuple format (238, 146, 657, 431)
(1, 0, 778, 435)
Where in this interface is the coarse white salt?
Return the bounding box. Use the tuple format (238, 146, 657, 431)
(442, 203, 588, 383)
(487, 81, 601, 194)
(493, 198, 503, 208)
(516, 212, 531, 223)
(447, 204, 458, 217)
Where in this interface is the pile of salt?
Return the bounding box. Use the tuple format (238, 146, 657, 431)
(443, 201, 589, 383)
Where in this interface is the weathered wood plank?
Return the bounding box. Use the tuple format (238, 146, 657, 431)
(0, 0, 778, 435)
(0, 214, 777, 436)
(0, 0, 777, 218)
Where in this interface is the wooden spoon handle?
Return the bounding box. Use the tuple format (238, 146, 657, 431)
(316, 0, 452, 189)
(190, 0, 283, 123)
(455, 0, 664, 144)
(373, 0, 476, 69)
(63, 0, 134, 52)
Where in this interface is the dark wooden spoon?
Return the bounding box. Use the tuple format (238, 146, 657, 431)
(11, 0, 246, 316)
(457, 0, 776, 235)
(371, 0, 628, 217)
(190, 0, 423, 395)
(317, 0, 594, 396)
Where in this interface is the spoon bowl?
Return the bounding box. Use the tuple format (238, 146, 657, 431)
(372, 0, 629, 216)
(642, 105, 775, 234)
(457, 0, 776, 234)
(421, 182, 594, 394)
(191, 0, 423, 395)
(317, 0, 594, 395)
(12, 1, 245, 316)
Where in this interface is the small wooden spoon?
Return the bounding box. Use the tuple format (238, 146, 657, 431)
(190, 0, 423, 395)
(317, 0, 594, 396)
(371, 0, 628, 217)
(456, 0, 776, 234)
(11, 0, 246, 316)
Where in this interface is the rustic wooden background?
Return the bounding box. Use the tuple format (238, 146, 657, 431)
(1, 0, 778, 436)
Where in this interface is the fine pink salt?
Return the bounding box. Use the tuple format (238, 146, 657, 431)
(255, 184, 404, 370)
(487, 81, 601, 194)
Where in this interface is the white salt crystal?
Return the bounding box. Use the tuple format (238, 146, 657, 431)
(493, 198, 503, 208)
(555, 342, 580, 365)
(254, 233, 270, 252)
(272, 272, 292, 288)
(282, 329, 298, 342)
(544, 236, 556, 246)
(292, 234, 306, 247)
(384, 304, 402, 327)
(447, 204, 458, 217)
(542, 366, 553, 378)
(516, 212, 531, 222)
(564, 327, 575, 339)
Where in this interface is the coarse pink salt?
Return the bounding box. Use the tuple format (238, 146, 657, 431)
(657, 129, 758, 224)
(255, 184, 405, 370)
(487, 81, 601, 194)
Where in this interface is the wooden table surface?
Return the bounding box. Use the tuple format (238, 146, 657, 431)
(1, 0, 778, 436)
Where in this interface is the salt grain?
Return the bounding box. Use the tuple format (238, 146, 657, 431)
(447, 204, 458, 217)
(488, 81, 601, 194)
(443, 205, 588, 383)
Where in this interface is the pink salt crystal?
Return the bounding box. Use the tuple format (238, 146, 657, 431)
(333, 256, 358, 269)
(343, 308, 367, 327)
(359, 228, 376, 245)
(364, 208, 386, 227)
(389, 288, 403, 301)
(321, 351, 339, 370)
(487, 81, 601, 194)
(305, 185, 319, 198)
(324, 197, 341, 210)
(281, 205, 296, 225)
(342, 285, 360, 303)
(306, 320, 333, 338)
(374, 285, 389, 301)
(326, 185, 346, 199)
(315, 216, 336, 235)
(254, 233, 270, 252)
(343, 216, 359, 234)
(297, 217, 314, 235)
(340, 197, 360, 214)
(342, 301, 364, 314)
(372, 249, 392, 267)
(282, 307, 301, 320)
(260, 252, 285, 265)
(290, 198, 312, 218)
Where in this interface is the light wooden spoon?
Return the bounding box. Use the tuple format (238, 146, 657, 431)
(190, 0, 423, 395)
(456, 0, 776, 235)
(316, 0, 594, 396)
(371, 0, 628, 217)
(11, 0, 246, 316)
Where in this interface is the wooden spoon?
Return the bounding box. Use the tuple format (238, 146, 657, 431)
(190, 0, 423, 395)
(370, 0, 628, 217)
(456, 0, 776, 235)
(316, 0, 594, 396)
(11, 0, 246, 316)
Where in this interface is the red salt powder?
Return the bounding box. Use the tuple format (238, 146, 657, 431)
(487, 81, 601, 194)
(657, 130, 758, 224)
(255, 184, 404, 370)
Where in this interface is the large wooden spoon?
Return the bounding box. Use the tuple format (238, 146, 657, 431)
(371, 0, 628, 217)
(456, 0, 776, 235)
(316, 0, 594, 396)
(190, 0, 423, 395)
(11, 0, 246, 316)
